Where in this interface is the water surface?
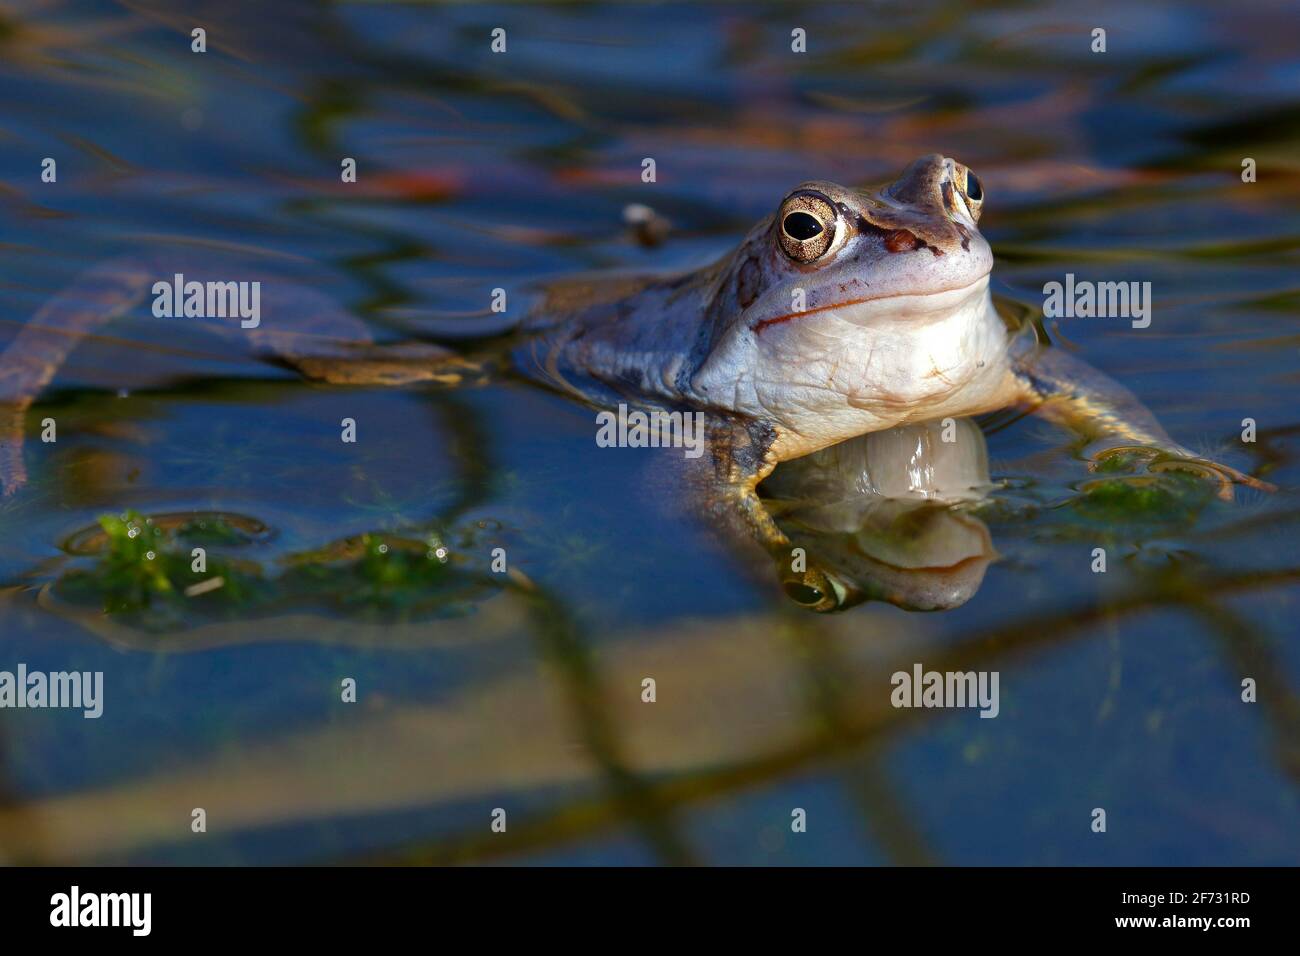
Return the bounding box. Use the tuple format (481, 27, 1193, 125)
(0, 0, 1297, 864)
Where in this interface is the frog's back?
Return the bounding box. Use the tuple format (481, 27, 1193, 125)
(514, 264, 720, 408)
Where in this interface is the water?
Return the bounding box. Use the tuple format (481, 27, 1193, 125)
(0, 0, 1296, 864)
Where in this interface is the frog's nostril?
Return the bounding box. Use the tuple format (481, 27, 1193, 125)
(884, 229, 924, 253)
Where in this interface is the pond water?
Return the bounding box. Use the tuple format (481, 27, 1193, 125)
(0, 0, 1296, 864)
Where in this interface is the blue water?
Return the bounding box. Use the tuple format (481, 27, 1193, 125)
(0, 0, 1296, 865)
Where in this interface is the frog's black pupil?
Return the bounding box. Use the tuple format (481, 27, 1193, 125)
(784, 582, 825, 606)
(783, 211, 823, 241)
(965, 173, 982, 202)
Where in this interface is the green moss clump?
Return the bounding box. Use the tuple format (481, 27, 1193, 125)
(54, 510, 264, 623)
(281, 532, 493, 618)
(51, 513, 503, 633)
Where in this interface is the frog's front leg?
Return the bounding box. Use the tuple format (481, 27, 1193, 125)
(1005, 337, 1273, 499)
(689, 417, 844, 611)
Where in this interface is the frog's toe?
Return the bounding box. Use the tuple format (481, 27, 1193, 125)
(1147, 457, 1235, 500)
(1086, 442, 1161, 473)
(1147, 456, 1276, 500)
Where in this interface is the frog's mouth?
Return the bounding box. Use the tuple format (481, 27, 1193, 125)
(750, 276, 990, 335)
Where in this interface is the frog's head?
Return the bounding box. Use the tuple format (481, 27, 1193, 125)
(691, 154, 999, 459)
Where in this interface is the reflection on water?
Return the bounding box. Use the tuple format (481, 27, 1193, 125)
(765, 419, 996, 612)
(0, 0, 1297, 865)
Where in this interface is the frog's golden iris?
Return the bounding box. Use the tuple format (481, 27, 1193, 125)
(777, 190, 837, 262)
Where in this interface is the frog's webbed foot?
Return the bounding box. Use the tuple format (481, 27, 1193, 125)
(1010, 339, 1274, 502)
(1088, 442, 1276, 502)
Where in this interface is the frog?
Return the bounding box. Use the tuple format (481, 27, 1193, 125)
(0, 154, 1272, 612)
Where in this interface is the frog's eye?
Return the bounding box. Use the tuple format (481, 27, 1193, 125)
(777, 192, 837, 262)
(958, 168, 984, 220)
(784, 581, 829, 607)
(779, 563, 845, 612)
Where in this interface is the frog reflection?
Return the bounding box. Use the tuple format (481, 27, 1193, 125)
(761, 418, 995, 612)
